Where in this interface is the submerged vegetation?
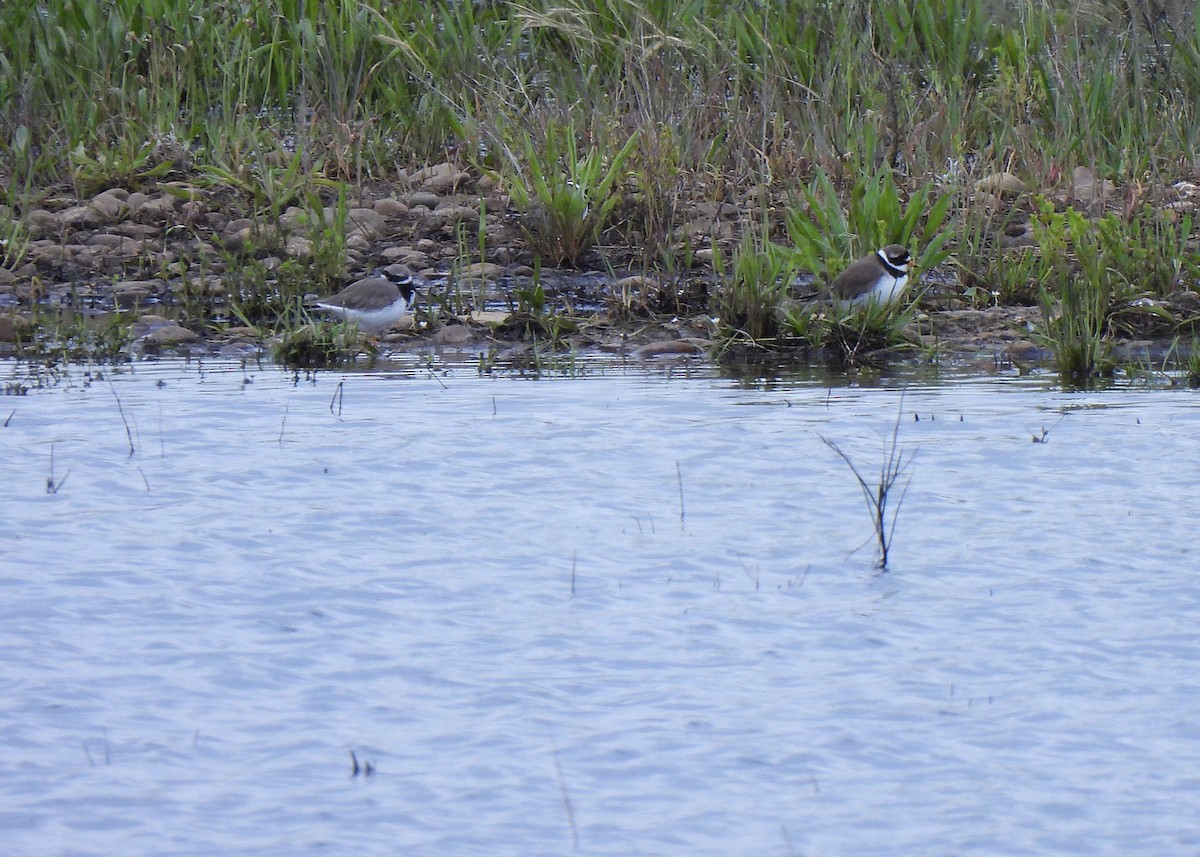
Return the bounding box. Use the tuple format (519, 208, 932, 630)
(3, 0, 1200, 381)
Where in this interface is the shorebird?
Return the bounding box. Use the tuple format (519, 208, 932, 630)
(828, 245, 915, 306)
(310, 264, 417, 333)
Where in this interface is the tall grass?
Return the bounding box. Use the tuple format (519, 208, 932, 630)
(4, 1, 1200, 187)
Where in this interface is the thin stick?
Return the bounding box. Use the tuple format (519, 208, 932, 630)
(278, 398, 290, 446)
(329, 380, 344, 416)
(676, 461, 685, 528)
(549, 735, 579, 851)
(109, 381, 135, 456)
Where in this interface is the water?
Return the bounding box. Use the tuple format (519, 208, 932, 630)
(2, 357, 1199, 856)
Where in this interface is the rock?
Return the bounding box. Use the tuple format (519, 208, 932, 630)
(145, 324, 201, 346)
(27, 209, 58, 234)
(404, 191, 441, 210)
(631, 339, 706, 358)
(999, 225, 1036, 249)
(86, 234, 143, 256)
(433, 324, 473, 345)
(223, 226, 253, 251)
(457, 261, 504, 279)
(279, 206, 309, 232)
(284, 235, 313, 257)
(468, 310, 510, 325)
(374, 198, 408, 218)
(1005, 339, 1040, 361)
(615, 274, 659, 291)
(342, 207, 385, 238)
(1169, 290, 1200, 314)
(138, 194, 178, 220)
(126, 192, 151, 210)
(224, 225, 280, 252)
(27, 240, 71, 263)
(113, 222, 160, 238)
(1071, 166, 1116, 207)
(180, 200, 206, 224)
(344, 231, 371, 251)
(112, 280, 159, 308)
(434, 204, 480, 225)
(88, 189, 129, 222)
(380, 247, 431, 270)
(0, 314, 31, 342)
(57, 205, 100, 228)
(476, 174, 498, 193)
(0, 267, 16, 286)
(410, 162, 469, 194)
(974, 172, 1027, 198)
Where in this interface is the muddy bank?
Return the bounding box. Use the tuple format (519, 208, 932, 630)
(0, 163, 1195, 368)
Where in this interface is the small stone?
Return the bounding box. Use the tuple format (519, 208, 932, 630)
(0, 267, 16, 286)
(144, 323, 200, 346)
(631, 339, 705, 358)
(113, 222, 159, 238)
(457, 261, 504, 279)
(411, 162, 469, 194)
(225, 217, 255, 235)
(434, 204, 480, 225)
(126, 192, 151, 210)
(433, 324, 473, 345)
(88, 189, 129, 222)
(615, 275, 659, 291)
(999, 227, 1037, 249)
(284, 235, 313, 257)
(1005, 339, 1040, 361)
(404, 191, 441, 210)
(343, 207, 385, 238)
(1071, 166, 1116, 206)
(0, 314, 31, 342)
(112, 280, 158, 308)
(180, 200, 206, 224)
(279, 206, 309, 232)
(344, 231, 371, 251)
(138, 194, 178, 220)
(974, 172, 1027, 198)
(374, 198, 408, 217)
(468, 310, 510, 325)
(27, 209, 58, 233)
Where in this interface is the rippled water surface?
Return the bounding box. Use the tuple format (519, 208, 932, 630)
(3, 357, 1199, 856)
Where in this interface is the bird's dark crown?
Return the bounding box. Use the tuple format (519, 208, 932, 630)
(877, 245, 912, 274)
(380, 264, 414, 285)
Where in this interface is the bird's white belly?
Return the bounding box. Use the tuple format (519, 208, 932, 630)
(854, 272, 908, 305)
(315, 300, 410, 333)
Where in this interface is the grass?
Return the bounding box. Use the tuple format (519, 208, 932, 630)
(4, 0, 1200, 377)
(821, 399, 914, 570)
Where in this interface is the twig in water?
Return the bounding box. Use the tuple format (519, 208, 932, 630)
(329, 380, 344, 417)
(820, 399, 914, 569)
(109, 381, 136, 456)
(279, 398, 290, 446)
(549, 732, 579, 851)
(426, 367, 448, 390)
(46, 443, 70, 494)
(3, 408, 14, 427)
(676, 461, 685, 529)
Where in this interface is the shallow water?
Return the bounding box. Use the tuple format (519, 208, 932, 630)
(2, 356, 1199, 856)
